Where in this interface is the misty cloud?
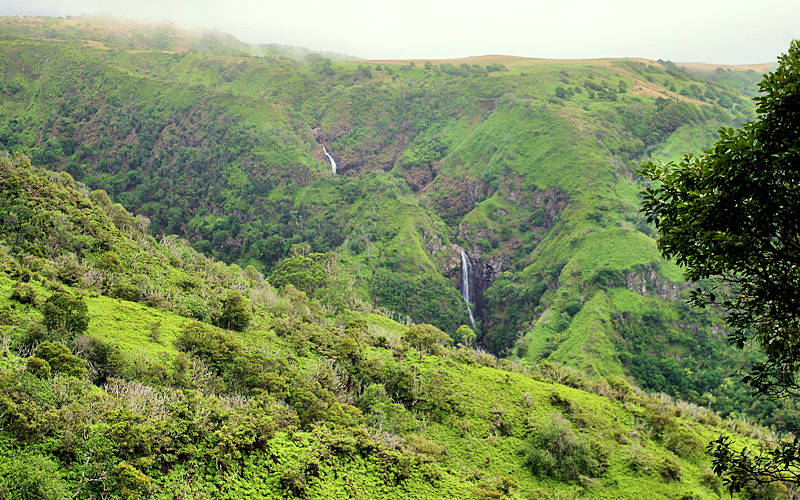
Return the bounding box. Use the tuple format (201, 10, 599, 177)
(1, 0, 797, 63)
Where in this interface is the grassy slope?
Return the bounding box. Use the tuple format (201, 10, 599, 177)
(0, 274, 754, 499)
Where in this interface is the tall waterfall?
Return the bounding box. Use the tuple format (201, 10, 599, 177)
(460, 250, 477, 329)
(322, 146, 337, 174)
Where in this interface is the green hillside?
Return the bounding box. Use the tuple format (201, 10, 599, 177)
(0, 15, 787, 434)
(1, 150, 781, 499)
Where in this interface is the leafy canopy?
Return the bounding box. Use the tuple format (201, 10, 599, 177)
(639, 40, 800, 491)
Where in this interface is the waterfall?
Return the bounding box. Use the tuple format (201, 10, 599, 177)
(322, 146, 337, 174)
(460, 250, 477, 329)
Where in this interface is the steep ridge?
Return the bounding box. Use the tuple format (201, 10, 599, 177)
(0, 16, 782, 428)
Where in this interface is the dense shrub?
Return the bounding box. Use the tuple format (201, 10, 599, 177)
(78, 336, 123, 385)
(10, 281, 36, 304)
(111, 278, 140, 301)
(404, 323, 451, 357)
(25, 357, 51, 379)
(175, 322, 242, 372)
(113, 461, 153, 499)
(0, 371, 56, 440)
(524, 413, 605, 481)
(659, 457, 681, 481)
(33, 341, 88, 378)
(41, 292, 89, 340)
(55, 257, 84, 285)
(216, 291, 252, 331)
(665, 428, 704, 458)
(0, 453, 71, 500)
(13, 321, 56, 353)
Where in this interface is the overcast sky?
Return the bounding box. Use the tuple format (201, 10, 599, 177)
(1, 0, 797, 63)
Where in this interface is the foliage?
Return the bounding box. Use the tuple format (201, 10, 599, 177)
(404, 323, 452, 356)
(175, 322, 242, 372)
(0, 19, 758, 353)
(640, 40, 800, 491)
(523, 413, 605, 481)
(0, 452, 71, 500)
(33, 341, 88, 378)
(25, 356, 51, 379)
(41, 292, 89, 340)
(10, 281, 36, 304)
(216, 291, 252, 331)
(0, 17, 781, 498)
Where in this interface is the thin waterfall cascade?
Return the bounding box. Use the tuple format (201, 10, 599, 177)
(460, 250, 477, 330)
(322, 146, 337, 174)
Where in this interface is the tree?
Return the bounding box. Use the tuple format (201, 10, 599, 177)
(217, 291, 252, 332)
(456, 325, 476, 346)
(41, 292, 89, 341)
(269, 253, 327, 296)
(639, 40, 800, 492)
(404, 323, 451, 359)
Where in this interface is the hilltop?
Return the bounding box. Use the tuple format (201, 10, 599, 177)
(358, 54, 774, 72)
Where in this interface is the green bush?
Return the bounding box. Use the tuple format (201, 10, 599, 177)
(176, 322, 242, 372)
(114, 461, 153, 499)
(56, 257, 84, 285)
(111, 278, 141, 301)
(0, 371, 57, 440)
(33, 341, 88, 378)
(10, 281, 37, 304)
(665, 428, 704, 458)
(405, 323, 451, 357)
(269, 253, 327, 296)
(659, 457, 681, 481)
(0, 452, 71, 500)
(456, 325, 476, 346)
(25, 357, 51, 379)
(79, 336, 123, 385)
(41, 292, 89, 340)
(148, 321, 162, 342)
(216, 291, 252, 331)
(524, 413, 604, 481)
(97, 250, 122, 271)
(14, 321, 56, 352)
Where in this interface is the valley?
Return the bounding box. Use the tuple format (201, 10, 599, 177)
(0, 14, 794, 499)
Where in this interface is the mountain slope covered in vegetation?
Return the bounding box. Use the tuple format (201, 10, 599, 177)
(0, 15, 784, 428)
(0, 150, 778, 499)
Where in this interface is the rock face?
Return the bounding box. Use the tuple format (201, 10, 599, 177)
(402, 162, 439, 191)
(434, 178, 492, 222)
(312, 127, 413, 176)
(589, 264, 685, 300)
(443, 185, 569, 326)
(624, 265, 684, 300)
(446, 245, 511, 321)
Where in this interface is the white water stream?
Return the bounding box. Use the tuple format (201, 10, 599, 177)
(460, 250, 477, 329)
(322, 146, 337, 174)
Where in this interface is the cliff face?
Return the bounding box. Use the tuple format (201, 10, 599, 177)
(624, 265, 684, 300)
(442, 185, 569, 324)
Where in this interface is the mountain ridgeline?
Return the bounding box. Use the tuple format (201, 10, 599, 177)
(0, 16, 787, 430)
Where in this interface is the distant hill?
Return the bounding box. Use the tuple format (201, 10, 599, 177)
(0, 15, 356, 59)
(359, 54, 774, 71)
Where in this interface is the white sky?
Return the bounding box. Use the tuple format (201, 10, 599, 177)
(1, 0, 798, 63)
